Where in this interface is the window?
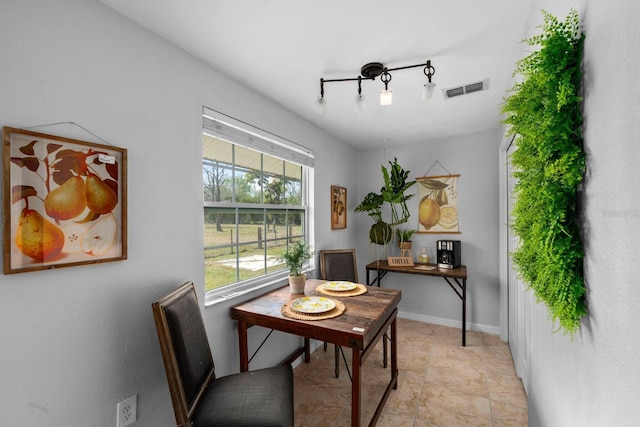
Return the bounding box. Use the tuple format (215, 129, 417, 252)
(202, 109, 314, 300)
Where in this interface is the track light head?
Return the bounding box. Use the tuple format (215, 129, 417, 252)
(354, 76, 366, 111)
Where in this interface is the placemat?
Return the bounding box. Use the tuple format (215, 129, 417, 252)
(316, 283, 368, 297)
(281, 299, 346, 321)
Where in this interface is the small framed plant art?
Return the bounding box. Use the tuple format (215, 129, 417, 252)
(3, 127, 127, 274)
(331, 185, 347, 229)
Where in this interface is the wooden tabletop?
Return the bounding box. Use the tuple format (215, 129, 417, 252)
(366, 260, 467, 280)
(230, 279, 401, 350)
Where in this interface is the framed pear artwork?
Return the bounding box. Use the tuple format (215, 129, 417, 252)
(2, 127, 127, 274)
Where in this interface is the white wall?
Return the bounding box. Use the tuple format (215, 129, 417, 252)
(355, 128, 503, 333)
(521, 1, 640, 426)
(0, 0, 359, 425)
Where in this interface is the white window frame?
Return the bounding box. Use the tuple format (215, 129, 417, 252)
(202, 108, 315, 305)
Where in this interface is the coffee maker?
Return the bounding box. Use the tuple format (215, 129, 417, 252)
(437, 240, 461, 269)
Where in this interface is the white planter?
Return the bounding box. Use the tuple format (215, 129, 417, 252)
(288, 274, 306, 294)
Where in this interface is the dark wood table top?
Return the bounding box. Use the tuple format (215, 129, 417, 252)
(230, 279, 401, 350)
(366, 260, 467, 280)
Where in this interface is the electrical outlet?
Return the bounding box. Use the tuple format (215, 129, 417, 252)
(116, 394, 137, 427)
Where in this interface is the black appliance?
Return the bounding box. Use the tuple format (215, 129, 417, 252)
(437, 240, 461, 269)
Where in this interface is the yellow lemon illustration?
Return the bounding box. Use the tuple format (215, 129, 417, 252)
(418, 197, 440, 230)
(438, 205, 458, 229)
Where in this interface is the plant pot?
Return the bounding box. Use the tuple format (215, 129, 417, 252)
(288, 274, 306, 294)
(369, 221, 392, 245)
(398, 241, 412, 250)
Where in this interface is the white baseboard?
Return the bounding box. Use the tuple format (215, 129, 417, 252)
(398, 310, 501, 336)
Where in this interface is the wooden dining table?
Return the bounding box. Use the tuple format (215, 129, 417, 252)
(230, 279, 402, 427)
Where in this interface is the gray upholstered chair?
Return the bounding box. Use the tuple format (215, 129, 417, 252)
(152, 281, 294, 427)
(319, 249, 358, 378)
(319, 249, 359, 285)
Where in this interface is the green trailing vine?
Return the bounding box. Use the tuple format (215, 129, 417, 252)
(502, 9, 586, 335)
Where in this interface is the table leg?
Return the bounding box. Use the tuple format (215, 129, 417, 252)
(238, 321, 249, 372)
(462, 278, 467, 346)
(383, 333, 388, 368)
(304, 337, 311, 363)
(351, 348, 362, 427)
(375, 268, 389, 368)
(391, 316, 398, 390)
(369, 310, 399, 426)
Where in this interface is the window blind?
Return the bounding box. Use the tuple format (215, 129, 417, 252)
(203, 108, 314, 168)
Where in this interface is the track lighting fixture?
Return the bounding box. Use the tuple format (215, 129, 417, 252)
(315, 59, 436, 112)
(354, 76, 365, 111)
(422, 61, 436, 100)
(314, 78, 327, 114)
(379, 69, 393, 105)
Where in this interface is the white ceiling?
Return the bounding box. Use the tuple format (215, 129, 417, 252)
(101, 0, 537, 150)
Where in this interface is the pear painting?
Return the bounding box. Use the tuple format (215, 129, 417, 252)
(85, 173, 117, 214)
(15, 208, 65, 260)
(44, 175, 87, 220)
(5, 127, 127, 274)
(81, 214, 117, 256)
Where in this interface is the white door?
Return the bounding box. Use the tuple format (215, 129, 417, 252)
(506, 139, 531, 393)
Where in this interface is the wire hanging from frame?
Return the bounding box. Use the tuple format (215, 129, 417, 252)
(420, 160, 453, 178)
(21, 121, 114, 146)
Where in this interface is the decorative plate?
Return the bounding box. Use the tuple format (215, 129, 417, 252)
(415, 265, 437, 271)
(322, 281, 358, 292)
(290, 296, 336, 314)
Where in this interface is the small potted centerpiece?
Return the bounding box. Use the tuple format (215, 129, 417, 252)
(396, 228, 416, 251)
(281, 241, 312, 294)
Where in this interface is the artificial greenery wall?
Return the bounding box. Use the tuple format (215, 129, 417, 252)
(502, 9, 586, 335)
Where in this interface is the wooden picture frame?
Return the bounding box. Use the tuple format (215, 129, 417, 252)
(416, 174, 461, 234)
(331, 185, 347, 230)
(3, 127, 127, 274)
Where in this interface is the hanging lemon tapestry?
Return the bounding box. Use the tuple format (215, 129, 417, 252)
(416, 175, 460, 234)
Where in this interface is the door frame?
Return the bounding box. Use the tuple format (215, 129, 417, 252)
(499, 133, 531, 393)
(498, 134, 513, 342)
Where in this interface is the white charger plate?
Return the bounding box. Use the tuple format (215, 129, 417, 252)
(322, 281, 358, 292)
(290, 296, 336, 314)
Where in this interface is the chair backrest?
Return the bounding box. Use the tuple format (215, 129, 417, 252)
(319, 249, 358, 283)
(152, 281, 215, 426)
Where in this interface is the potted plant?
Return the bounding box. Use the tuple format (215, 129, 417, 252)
(395, 228, 416, 250)
(355, 158, 416, 248)
(280, 241, 312, 293)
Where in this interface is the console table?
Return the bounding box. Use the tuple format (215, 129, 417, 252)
(365, 261, 468, 346)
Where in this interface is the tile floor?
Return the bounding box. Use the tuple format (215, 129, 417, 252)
(293, 318, 527, 427)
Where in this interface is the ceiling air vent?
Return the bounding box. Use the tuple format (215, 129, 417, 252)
(443, 79, 490, 99)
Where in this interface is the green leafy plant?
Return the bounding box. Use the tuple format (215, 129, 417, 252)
(501, 9, 586, 335)
(396, 228, 416, 243)
(355, 158, 416, 245)
(280, 241, 312, 277)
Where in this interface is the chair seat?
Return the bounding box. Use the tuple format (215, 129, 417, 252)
(192, 365, 294, 427)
